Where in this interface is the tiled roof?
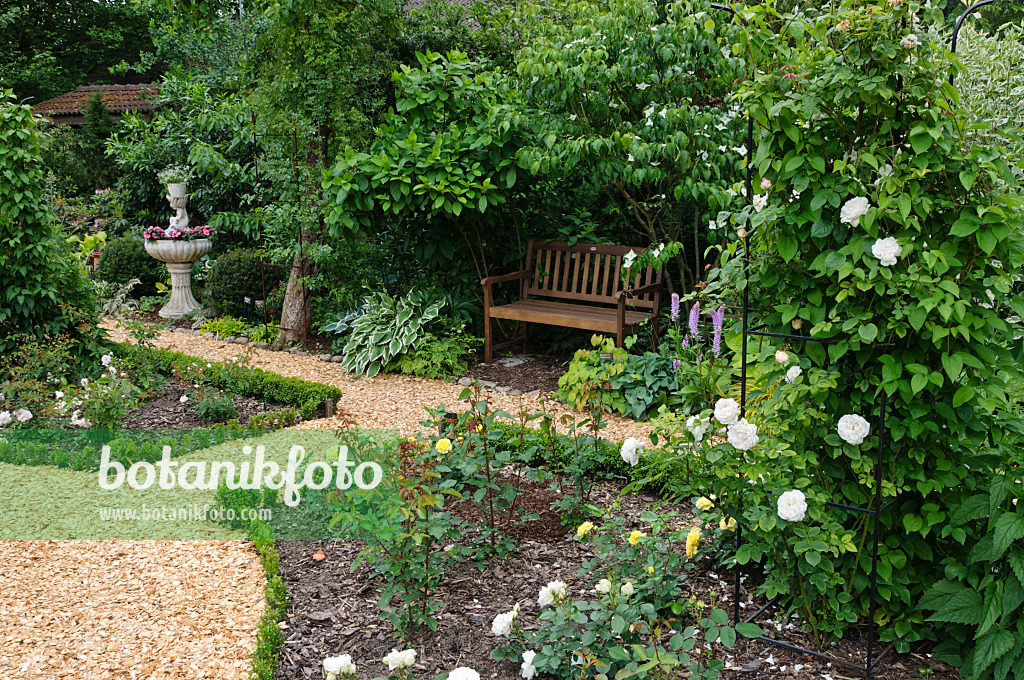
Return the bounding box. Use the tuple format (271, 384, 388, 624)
(32, 84, 159, 118)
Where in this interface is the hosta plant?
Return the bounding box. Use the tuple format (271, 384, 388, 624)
(339, 290, 444, 377)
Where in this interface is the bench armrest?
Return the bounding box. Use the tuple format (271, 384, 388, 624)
(614, 281, 664, 301)
(480, 270, 531, 287)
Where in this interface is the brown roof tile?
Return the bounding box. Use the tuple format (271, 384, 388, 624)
(32, 84, 159, 118)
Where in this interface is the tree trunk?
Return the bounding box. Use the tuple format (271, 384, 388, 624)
(271, 249, 310, 350)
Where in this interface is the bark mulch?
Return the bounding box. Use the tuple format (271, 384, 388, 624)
(466, 354, 572, 396)
(123, 378, 293, 429)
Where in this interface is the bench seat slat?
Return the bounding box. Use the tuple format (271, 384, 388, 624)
(487, 299, 649, 332)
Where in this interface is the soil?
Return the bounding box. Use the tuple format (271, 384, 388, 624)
(123, 378, 293, 429)
(466, 354, 572, 395)
(271, 478, 959, 680)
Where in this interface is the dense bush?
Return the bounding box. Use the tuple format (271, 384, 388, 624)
(207, 248, 282, 318)
(97, 235, 166, 295)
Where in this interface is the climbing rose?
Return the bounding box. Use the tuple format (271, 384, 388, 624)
(714, 398, 740, 426)
(775, 350, 789, 363)
(727, 418, 759, 451)
(385, 649, 416, 670)
(719, 516, 738, 532)
(761, 178, 772, 189)
(871, 237, 902, 267)
(785, 366, 802, 384)
(0, 411, 11, 426)
(695, 496, 715, 511)
(838, 414, 871, 445)
(840, 196, 870, 227)
(449, 668, 480, 680)
(521, 652, 538, 680)
(686, 415, 709, 441)
(492, 611, 515, 636)
(752, 194, 768, 213)
(620, 437, 643, 466)
(777, 490, 808, 522)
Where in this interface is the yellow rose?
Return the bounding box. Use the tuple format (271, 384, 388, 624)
(628, 530, 647, 545)
(685, 527, 702, 557)
(577, 521, 595, 539)
(695, 496, 715, 511)
(719, 516, 737, 532)
(435, 438, 453, 454)
(647, 565, 655, 574)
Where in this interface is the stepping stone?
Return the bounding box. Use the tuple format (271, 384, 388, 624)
(319, 354, 332, 362)
(478, 380, 497, 389)
(524, 389, 541, 398)
(458, 377, 474, 386)
(331, 355, 344, 363)
(495, 355, 530, 368)
(224, 336, 236, 342)
(202, 332, 215, 338)
(510, 389, 522, 396)
(254, 342, 270, 349)
(496, 386, 511, 393)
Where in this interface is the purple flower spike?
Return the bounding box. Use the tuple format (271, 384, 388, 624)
(670, 293, 680, 321)
(711, 306, 726, 356)
(672, 358, 681, 373)
(681, 335, 690, 350)
(688, 302, 700, 338)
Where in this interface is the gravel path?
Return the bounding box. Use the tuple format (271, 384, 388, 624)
(103, 321, 655, 442)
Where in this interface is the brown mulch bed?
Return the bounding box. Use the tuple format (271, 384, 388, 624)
(466, 354, 571, 395)
(122, 378, 293, 429)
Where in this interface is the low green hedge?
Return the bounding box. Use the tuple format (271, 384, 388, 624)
(114, 344, 343, 419)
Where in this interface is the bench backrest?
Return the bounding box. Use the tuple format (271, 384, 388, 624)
(524, 240, 662, 309)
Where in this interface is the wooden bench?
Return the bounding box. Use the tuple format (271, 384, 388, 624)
(481, 240, 664, 363)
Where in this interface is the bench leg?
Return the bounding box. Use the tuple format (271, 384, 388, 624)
(651, 315, 660, 353)
(522, 321, 529, 354)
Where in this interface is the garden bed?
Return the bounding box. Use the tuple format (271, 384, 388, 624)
(123, 378, 293, 429)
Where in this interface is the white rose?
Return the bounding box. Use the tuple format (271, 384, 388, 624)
(752, 194, 768, 213)
(338, 655, 356, 675)
(55, 390, 64, 399)
(101, 354, 112, 366)
(595, 578, 612, 594)
(620, 581, 635, 597)
(323, 656, 349, 676)
(620, 437, 643, 466)
(777, 489, 808, 522)
(180, 395, 189, 404)
(449, 668, 480, 680)
(727, 418, 759, 451)
(871, 237, 901, 267)
(385, 649, 416, 670)
(521, 651, 538, 680)
(14, 409, 32, 423)
(775, 350, 789, 363)
(539, 580, 567, 607)
(714, 398, 740, 426)
(900, 33, 921, 48)
(80, 378, 89, 388)
(785, 365, 802, 384)
(838, 414, 871, 445)
(686, 415, 709, 441)
(0, 411, 11, 427)
(839, 196, 870, 228)
(492, 611, 515, 636)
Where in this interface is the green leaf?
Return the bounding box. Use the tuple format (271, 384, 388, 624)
(927, 587, 984, 625)
(974, 630, 1015, 678)
(991, 514, 1024, 560)
(735, 622, 763, 638)
(858, 323, 878, 344)
(719, 626, 737, 647)
(953, 385, 976, 408)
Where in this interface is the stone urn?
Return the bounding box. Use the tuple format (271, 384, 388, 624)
(167, 182, 188, 198)
(144, 238, 213, 318)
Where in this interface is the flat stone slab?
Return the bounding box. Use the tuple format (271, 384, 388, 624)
(495, 355, 531, 368)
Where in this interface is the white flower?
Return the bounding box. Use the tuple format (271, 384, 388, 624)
(785, 366, 802, 384)
(838, 414, 871, 445)
(650, 243, 664, 258)
(636, 83, 650, 90)
(620, 581, 635, 597)
(871, 238, 902, 267)
(752, 194, 768, 213)
(539, 580, 567, 607)
(623, 249, 637, 269)
(840, 197, 870, 228)
(108, 365, 117, 375)
(0, 411, 11, 427)
(686, 415, 709, 441)
(595, 578, 612, 594)
(727, 418, 759, 451)
(492, 611, 515, 636)
(900, 33, 921, 49)
(875, 164, 893, 185)
(0, 393, 4, 402)
(521, 651, 538, 680)
(449, 668, 480, 680)
(80, 378, 89, 388)
(55, 391, 64, 399)
(620, 437, 643, 466)
(714, 398, 740, 426)
(101, 354, 112, 366)
(323, 655, 355, 676)
(385, 649, 416, 670)
(14, 409, 32, 423)
(775, 350, 789, 363)
(180, 395, 189, 404)
(777, 490, 808, 522)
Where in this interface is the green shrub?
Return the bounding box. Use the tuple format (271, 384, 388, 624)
(338, 289, 445, 377)
(388, 321, 481, 378)
(194, 393, 239, 422)
(207, 248, 282, 318)
(97, 235, 165, 295)
(247, 322, 279, 344)
(199, 315, 247, 338)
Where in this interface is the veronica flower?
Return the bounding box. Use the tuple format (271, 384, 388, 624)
(688, 302, 700, 338)
(670, 293, 680, 321)
(711, 306, 725, 356)
(672, 358, 681, 373)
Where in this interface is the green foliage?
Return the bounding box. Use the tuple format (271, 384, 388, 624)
(194, 392, 239, 423)
(199, 315, 248, 338)
(388, 323, 481, 379)
(213, 483, 276, 529)
(246, 322, 279, 344)
(207, 248, 281, 317)
(0, 94, 105, 358)
(339, 290, 445, 377)
(245, 520, 288, 680)
(96, 235, 166, 295)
